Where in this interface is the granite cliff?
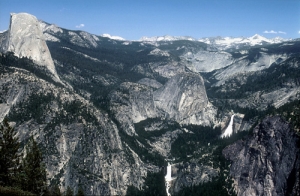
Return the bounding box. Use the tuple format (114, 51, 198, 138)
(223, 116, 300, 196)
(1, 13, 60, 82)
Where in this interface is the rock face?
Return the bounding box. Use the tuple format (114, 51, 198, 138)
(2, 13, 60, 81)
(109, 82, 160, 135)
(223, 116, 300, 196)
(154, 72, 208, 122)
(182, 50, 233, 72)
(110, 72, 214, 135)
(171, 161, 218, 194)
(0, 65, 153, 196)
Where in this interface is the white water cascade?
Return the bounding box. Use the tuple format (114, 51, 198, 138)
(221, 114, 235, 138)
(165, 163, 174, 196)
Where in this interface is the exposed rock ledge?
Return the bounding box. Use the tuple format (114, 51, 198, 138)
(223, 116, 300, 196)
(2, 13, 61, 82)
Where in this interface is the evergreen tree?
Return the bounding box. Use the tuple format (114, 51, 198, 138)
(0, 117, 20, 186)
(76, 186, 84, 196)
(21, 136, 47, 195)
(65, 186, 74, 196)
(46, 184, 62, 196)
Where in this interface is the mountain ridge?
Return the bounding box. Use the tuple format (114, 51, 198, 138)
(0, 12, 299, 196)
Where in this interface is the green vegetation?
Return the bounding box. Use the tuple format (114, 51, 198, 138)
(118, 129, 165, 166)
(158, 39, 207, 58)
(206, 55, 300, 100)
(171, 125, 249, 196)
(76, 186, 85, 196)
(0, 186, 36, 196)
(9, 93, 55, 124)
(46, 36, 169, 111)
(271, 99, 300, 131)
(171, 125, 222, 161)
(0, 118, 77, 196)
(0, 117, 21, 187)
(20, 137, 47, 195)
(174, 98, 300, 195)
(174, 175, 235, 196)
(0, 52, 63, 87)
(65, 186, 74, 196)
(107, 116, 165, 166)
(46, 184, 62, 196)
(126, 170, 167, 196)
(0, 118, 47, 195)
(134, 118, 180, 142)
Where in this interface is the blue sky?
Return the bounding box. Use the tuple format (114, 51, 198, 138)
(0, 0, 299, 40)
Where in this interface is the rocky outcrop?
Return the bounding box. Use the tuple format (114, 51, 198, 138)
(137, 78, 163, 89)
(2, 13, 60, 81)
(109, 82, 160, 135)
(154, 72, 209, 122)
(110, 72, 215, 135)
(182, 50, 233, 72)
(223, 116, 300, 196)
(170, 161, 218, 194)
(0, 30, 8, 52)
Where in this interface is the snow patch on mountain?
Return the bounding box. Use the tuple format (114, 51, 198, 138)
(199, 34, 286, 50)
(101, 34, 125, 41)
(122, 41, 132, 45)
(149, 48, 170, 56)
(239, 50, 249, 54)
(140, 35, 196, 42)
(139, 34, 286, 50)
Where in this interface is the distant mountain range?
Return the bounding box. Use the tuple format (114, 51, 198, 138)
(92, 33, 288, 50)
(199, 34, 287, 50)
(140, 34, 288, 50)
(0, 12, 299, 196)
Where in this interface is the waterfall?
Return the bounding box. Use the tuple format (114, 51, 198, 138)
(165, 163, 173, 196)
(221, 114, 235, 138)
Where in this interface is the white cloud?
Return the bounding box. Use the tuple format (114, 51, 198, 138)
(264, 30, 277, 34)
(76, 24, 85, 28)
(278, 31, 286, 34)
(263, 30, 286, 34)
(298, 31, 300, 34)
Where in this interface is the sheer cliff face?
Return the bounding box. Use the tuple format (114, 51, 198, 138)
(154, 72, 209, 122)
(4, 13, 59, 80)
(110, 72, 214, 135)
(223, 116, 300, 196)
